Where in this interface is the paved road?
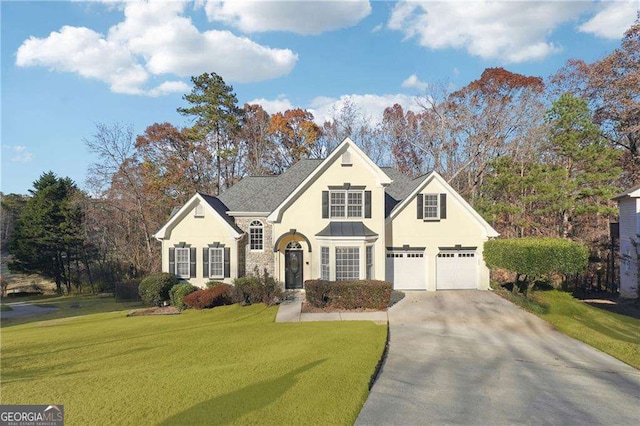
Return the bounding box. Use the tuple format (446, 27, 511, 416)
(0, 302, 58, 319)
(357, 291, 640, 425)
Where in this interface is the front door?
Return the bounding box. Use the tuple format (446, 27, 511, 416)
(285, 249, 303, 289)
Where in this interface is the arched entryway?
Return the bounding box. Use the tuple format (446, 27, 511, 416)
(284, 241, 303, 289)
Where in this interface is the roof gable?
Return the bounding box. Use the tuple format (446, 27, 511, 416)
(613, 184, 640, 200)
(267, 138, 392, 222)
(154, 193, 242, 240)
(387, 171, 499, 238)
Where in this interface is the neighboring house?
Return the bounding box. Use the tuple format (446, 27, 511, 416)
(154, 138, 499, 291)
(614, 185, 640, 298)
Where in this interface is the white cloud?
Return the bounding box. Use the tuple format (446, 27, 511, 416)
(579, 1, 638, 39)
(204, 0, 371, 34)
(247, 96, 294, 115)
(388, 0, 592, 63)
(371, 23, 384, 33)
(309, 93, 422, 125)
(245, 93, 421, 125)
(147, 81, 191, 97)
(3, 145, 34, 163)
(16, 0, 298, 96)
(401, 74, 428, 91)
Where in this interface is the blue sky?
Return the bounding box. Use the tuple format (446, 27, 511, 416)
(1, 0, 637, 195)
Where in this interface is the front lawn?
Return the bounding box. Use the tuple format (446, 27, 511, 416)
(495, 288, 640, 369)
(0, 304, 386, 425)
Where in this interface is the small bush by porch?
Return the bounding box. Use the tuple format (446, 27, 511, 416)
(304, 279, 393, 310)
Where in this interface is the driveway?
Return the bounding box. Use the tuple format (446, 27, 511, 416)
(357, 291, 640, 425)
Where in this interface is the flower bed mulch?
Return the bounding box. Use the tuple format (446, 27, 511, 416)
(300, 302, 386, 313)
(127, 306, 181, 317)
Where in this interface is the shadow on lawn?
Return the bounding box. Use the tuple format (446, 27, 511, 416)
(160, 359, 326, 425)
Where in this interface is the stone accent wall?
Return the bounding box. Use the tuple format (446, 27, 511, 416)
(235, 217, 274, 277)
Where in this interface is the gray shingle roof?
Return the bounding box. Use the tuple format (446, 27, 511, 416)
(213, 160, 420, 218)
(199, 193, 244, 234)
(315, 222, 378, 237)
(218, 159, 323, 212)
(381, 167, 424, 217)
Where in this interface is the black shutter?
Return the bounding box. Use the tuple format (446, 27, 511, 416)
(417, 194, 424, 219)
(169, 248, 175, 274)
(224, 247, 231, 278)
(440, 193, 447, 219)
(322, 191, 329, 218)
(203, 247, 209, 279)
(364, 191, 372, 218)
(190, 247, 196, 278)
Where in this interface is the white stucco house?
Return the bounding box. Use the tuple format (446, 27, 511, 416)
(154, 138, 499, 291)
(614, 185, 640, 299)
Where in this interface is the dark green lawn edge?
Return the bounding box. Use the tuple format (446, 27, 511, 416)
(368, 322, 390, 390)
(491, 286, 640, 370)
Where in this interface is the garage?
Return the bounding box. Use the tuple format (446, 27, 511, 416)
(436, 250, 478, 290)
(386, 250, 426, 290)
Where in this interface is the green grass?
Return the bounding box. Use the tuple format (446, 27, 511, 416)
(494, 287, 640, 369)
(0, 295, 143, 327)
(0, 304, 13, 312)
(0, 304, 386, 425)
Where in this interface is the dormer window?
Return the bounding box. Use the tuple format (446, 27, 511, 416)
(194, 203, 204, 217)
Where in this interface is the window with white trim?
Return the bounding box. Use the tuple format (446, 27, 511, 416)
(321, 247, 330, 280)
(336, 247, 359, 281)
(424, 194, 439, 219)
(366, 246, 374, 280)
(175, 248, 190, 278)
(194, 203, 204, 217)
(330, 190, 363, 219)
(249, 220, 264, 251)
(209, 248, 224, 278)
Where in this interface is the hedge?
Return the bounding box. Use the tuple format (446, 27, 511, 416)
(484, 238, 588, 277)
(138, 273, 179, 306)
(304, 280, 392, 310)
(183, 285, 234, 310)
(484, 237, 588, 296)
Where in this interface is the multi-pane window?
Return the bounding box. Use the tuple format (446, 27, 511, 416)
(330, 192, 346, 218)
(366, 246, 374, 280)
(335, 247, 359, 281)
(330, 190, 363, 219)
(175, 248, 190, 278)
(347, 192, 362, 218)
(424, 194, 439, 219)
(249, 220, 263, 251)
(209, 248, 224, 278)
(321, 247, 330, 280)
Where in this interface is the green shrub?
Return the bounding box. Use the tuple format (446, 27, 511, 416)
(169, 283, 197, 309)
(484, 237, 589, 296)
(234, 276, 264, 304)
(138, 273, 179, 306)
(304, 280, 392, 310)
(183, 285, 234, 309)
(205, 281, 227, 288)
(232, 275, 283, 306)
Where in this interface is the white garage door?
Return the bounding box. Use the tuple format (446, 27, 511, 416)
(386, 251, 426, 290)
(436, 251, 478, 290)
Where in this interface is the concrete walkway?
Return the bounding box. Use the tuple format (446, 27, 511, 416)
(275, 296, 388, 323)
(357, 291, 640, 425)
(0, 301, 58, 319)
